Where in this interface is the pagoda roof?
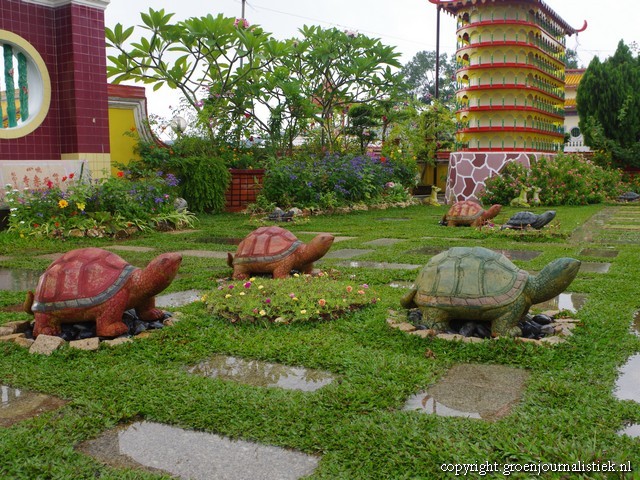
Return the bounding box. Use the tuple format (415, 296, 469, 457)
(428, 0, 587, 35)
(565, 68, 586, 88)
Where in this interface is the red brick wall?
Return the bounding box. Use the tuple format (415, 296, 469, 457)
(0, 0, 109, 160)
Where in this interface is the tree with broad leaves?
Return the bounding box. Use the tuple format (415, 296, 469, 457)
(291, 26, 404, 153)
(400, 50, 457, 105)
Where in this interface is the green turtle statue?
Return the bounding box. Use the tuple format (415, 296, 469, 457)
(400, 246, 580, 337)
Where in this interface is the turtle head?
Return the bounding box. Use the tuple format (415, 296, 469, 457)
(307, 233, 335, 260)
(142, 252, 183, 295)
(530, 257, 581, 304)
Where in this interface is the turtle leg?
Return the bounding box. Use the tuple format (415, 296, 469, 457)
(33, 312, 61, 337)
(232, 266, 250, 280)
(491, 312, 522, 337)
(420, 307, 450, 332)
(136, 297, 164, 322)
(95, 289, 130, 338)
(272, 265, 290, 279)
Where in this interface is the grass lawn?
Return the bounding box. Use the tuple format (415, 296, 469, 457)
(1, 203, 640, 479)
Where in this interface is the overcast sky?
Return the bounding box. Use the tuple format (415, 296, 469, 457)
(104, 0, 638, 122)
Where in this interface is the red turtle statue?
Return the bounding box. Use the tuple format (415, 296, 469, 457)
(228, 226, 334, 279)
(440, 201, 502, 227)
(24, 248, 182, 338)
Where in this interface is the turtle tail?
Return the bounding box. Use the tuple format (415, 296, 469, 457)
(227, 253, 234, 268)
(23, 291, 35, 315)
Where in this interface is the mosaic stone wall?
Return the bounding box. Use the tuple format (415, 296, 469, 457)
(445, 151, 553, 203)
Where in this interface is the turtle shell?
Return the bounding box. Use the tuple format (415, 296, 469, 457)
(32, 248, 136, 312)
(233, 226, 302, 265)
(445, 201, 483, 222)
(413, 246, 528, 308)
(505, 211, 539, 228)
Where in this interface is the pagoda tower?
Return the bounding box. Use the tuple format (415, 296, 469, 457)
(429, 0, 586, 202)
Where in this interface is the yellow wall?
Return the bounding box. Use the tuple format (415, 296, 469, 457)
(108, 107, 140, 176)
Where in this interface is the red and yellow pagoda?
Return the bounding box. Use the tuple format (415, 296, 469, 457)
(429, 0, 586, 202)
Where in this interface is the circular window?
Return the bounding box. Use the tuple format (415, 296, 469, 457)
(570, 127, 581, 138)
(0, 30, 51, 139)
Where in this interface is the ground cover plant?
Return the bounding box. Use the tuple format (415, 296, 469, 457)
(1, 202, 640, 478)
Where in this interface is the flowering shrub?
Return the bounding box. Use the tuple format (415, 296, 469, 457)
(4, 170, 194, 237)
(203, 273, 379, 324)
(259, 154, 415, 209)
(479, 153, 625, 206)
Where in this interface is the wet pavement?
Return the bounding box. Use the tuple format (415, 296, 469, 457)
(403, 364, 529, 421)
(618, 424, 640, 438)
(579, 248, 619, 258)
(1, 385, 67, 427)
(532, 293, 588, 313)
(632, 311, 640, 337)
(155, 289, 204, 308)
(614, 354, 640, 403)
(188, 355, 335, 392)
(0, 268, 42, 291)
(78, 420, 320, 480)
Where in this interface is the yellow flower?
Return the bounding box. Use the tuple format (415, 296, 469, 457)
(200, 294, 208, 302)
(250, 277, 256, 281)
(225, 294, 232, 299)
(259, 309, 266, 316)
(293, 273, 300, 277)
(300, 309, 307, 314)
(258, 285, 264, 290)
(239, 292, 246, 296)
(58, 199, 68, 208)
(76, 202, 86, 211)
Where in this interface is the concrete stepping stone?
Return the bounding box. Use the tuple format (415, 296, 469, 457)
(632, 311, 640, 337)
(619, 424, 640, 438)
(336, 260, 421, 270)
(363, 238, 404, 247)
(156, 289, 204, 308)
(176, 250, 230, 259)
(375, 217, 411, 221)
(0, 268, 42, 291)
(323, 249, 373, 259)
(78, 421, 320, 480)
(532, 293, 588, 314)
(35, 253, 63, 261)
(615, 354, 640, 403)
(188, 355, 335, 392)
(579, 248, 619, 258)
(105, 245, 156, 252)
(579, 262, 611, 274)
(1, 385, 67, 427)
(403, 363, 529, 421)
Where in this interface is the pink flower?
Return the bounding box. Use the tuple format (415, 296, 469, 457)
(228, 284, 235, 289)
(289, 293, 296, 298)
(244, 282, 252, 288)
(265, 298, 271, 304)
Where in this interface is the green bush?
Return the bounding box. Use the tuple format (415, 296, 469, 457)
(173, 156, 230, 213)
(479, 153, 625, 206)
(260, 153, 416, 209)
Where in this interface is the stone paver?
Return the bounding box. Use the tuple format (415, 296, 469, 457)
(0, 268, 42, 291)
(0, 385, 67, 427)
(615, 354, 640, 403)
(188, 354, 335, 392)
(176, 250, 229, 259)
(156, 289, 204, 308)
(579, 262, 611, 274)
(105, 245, 156, 252)
(29, 335, 65, 355)
(363, 238, 404, 247)
(403, 363, 529, 421)
(337, 260, 421, 270)
(323, 249, 373, 259)
(78, 421, 320, 480)
(579, 248, 619, 258)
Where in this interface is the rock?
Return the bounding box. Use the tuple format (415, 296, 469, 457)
(14, 337, 35, 348)
(1, 321, 31, 334)
(103, 337, 133, 347)
(396, 322, 417, 332)
(531, 314, 554, 325)
(540, 336, 566, 345)
(461, 336, 484, 343)
(436, 333, 466, 342)
(29, 335, 66, 355)
(174, 197, 188, 212)
(459, 322, 477, 337)
(409, 329, 437, 338)
(69, 337, 100, 351)
(516, 337, 542, 345)
(540, 325, 555, 336)
(0, 326, 15, 336)
(0, 333, 26, 343)
(67, 228, 85, 237)
(135, 331, 153, 339)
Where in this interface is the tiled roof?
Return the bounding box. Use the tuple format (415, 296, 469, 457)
(565, 69, 585, 88)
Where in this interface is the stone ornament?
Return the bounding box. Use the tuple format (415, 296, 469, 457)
(228, 226, 334, 279)
(400, 246, 580, 337)
(510, 187, 531, 208)
(440, 201, 502, 227)
(24, 248, 182, 338)
(501, 211, 556, 230)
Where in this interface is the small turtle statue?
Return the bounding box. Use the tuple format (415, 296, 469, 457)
(400, 246, 580, 337)
(24, 248, 182, 338)
(228, 226, 334, 279)
(440, 201, 502, 227)
(501, 210, 556, 230)
(618, 191, 640, 202)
